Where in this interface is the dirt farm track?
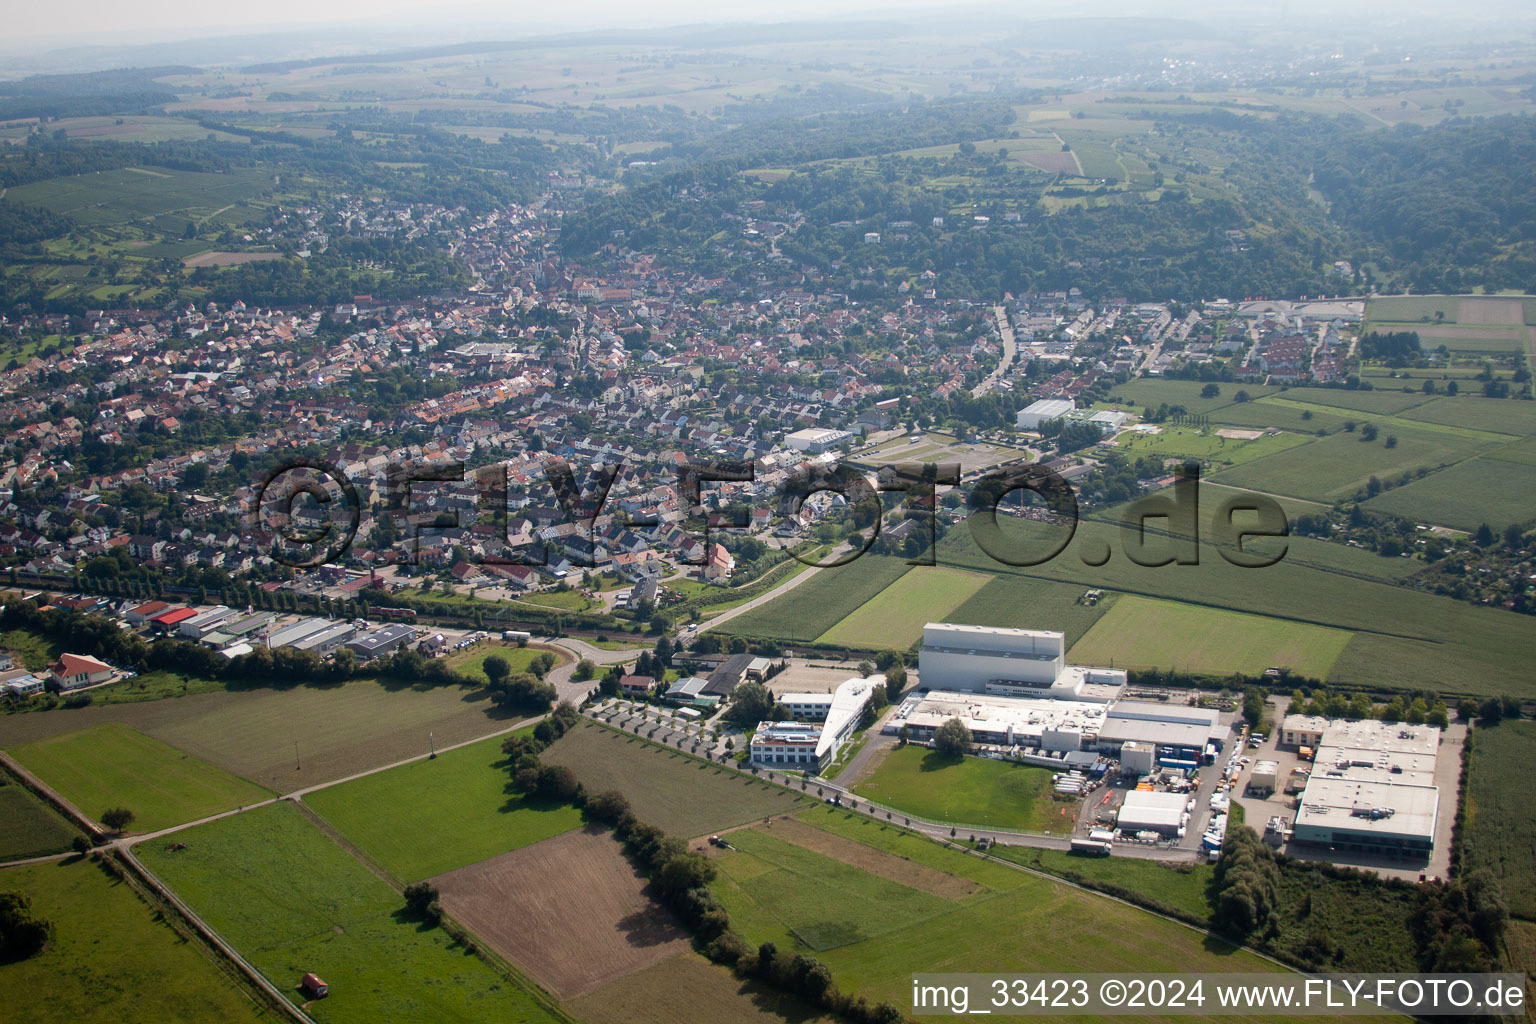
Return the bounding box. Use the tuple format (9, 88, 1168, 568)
(430, 826, 691, 998)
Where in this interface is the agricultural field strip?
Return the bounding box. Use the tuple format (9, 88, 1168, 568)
(1253, 397, 1517, 443)
(763, 808, 1305, 982)
(1075, 507, 1415, 589)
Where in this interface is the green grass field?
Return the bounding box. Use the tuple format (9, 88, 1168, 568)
(1115, 427, 1311, 468)
(1208, 396, 1349, 434)
(924, 522, 1534, 696)
(991, 845, 1215, 922)
(1363, 456, 1536, 531)
(0, 680, 520, 794)
(1464, 721, 1536, 921)
(443, 642, 560, 684)
(716, 808, 1284, 1015)
(710, 827, 953, 950)
(1067, 595, 1353, 678)
(137, 802, 563, 1024)
(570, 951, 837, 1024)
(542, 721, 805, 836)
(1366, 296, 1464, 323)
(943, 575, 1110, 647)
(0, 858, 278, 1024)
(852, 746, 1063, 832)
(303, 732, 583, 881)
(1397, 396, 1536, 436)
(7, 723, 272, 832)
(715, 554, 913, 642)
(1277, 387, 1436, 416)
(6, 166, 269, 228)
(1107, 379, 1276, 415)
(815, 566, 989, 648)
(517, 590, 594, 611)
(0, 780, 81, 858)
(1209, 423, 1494, 503)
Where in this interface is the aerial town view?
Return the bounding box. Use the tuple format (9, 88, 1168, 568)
(1, 1, 1534, 1021)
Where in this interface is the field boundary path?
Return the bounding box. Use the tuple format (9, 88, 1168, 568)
(117, 844, 318, 1024)
(573, 717, 1303, 972)
(0, 749, 105, 839)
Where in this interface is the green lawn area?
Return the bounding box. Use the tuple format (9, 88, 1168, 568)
(0, 858, 278, 1024)
(443, 642, 561, 684)
(815, 566, 989, 648)
(1363, 456, 1536, 531)
(518, 590, 594, 611)
(718, 808, 1284, 1014)
(1208, 396, 1349, 434)
(0, 779, 81, 858)
(137, 802, 564, 1024)
(1067, 594, 1353, 678)
(542, 721, 805, 836)
(7, 722, 272, 832)
(0, 628, 59, 672)
(1366, 295, 1463, 323)
(710, 827, 952, 950)
(989, 845, 1215, 922)
(852, 746, 1064, 832)
(303, 732, 583, 882)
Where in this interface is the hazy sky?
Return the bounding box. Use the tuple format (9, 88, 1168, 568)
(11, 0, 1521, 47)
(14, 0, 979, 44)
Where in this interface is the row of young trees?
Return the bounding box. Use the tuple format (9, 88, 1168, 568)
(500, 711, 904, 1024)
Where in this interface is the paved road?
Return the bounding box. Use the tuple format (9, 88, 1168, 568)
(576, 705, 1201, 864)
(973, 304, 1017, 396)
(686, 544, 850, 637)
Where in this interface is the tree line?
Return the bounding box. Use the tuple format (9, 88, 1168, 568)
(497, 713, 905, 1024)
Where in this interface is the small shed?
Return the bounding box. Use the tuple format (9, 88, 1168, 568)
(300, 973, 329, 998)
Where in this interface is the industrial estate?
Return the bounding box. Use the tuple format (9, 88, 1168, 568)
(1, 4, 1533, 1024)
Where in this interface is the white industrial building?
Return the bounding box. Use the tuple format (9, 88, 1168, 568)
(1015, 398, 1075, 431)
(1292, 779, 1439, 859)
(1280, 714, 1330, 748)
(1096, 701, 1224, 765)
(1116, 790, 1188, 836)
(290, 622, 356, 655)
(893, 690, 1109, 749)
(749, 676, 878, 772)
(177, 605, 237, 639)
(1086, 410, 1129, 434)
(909, 624, 1227, 766)
(779, 692, 837, 719)
(266, 617, 334, 650)
(917, 623, 1125, 702)
(784, 427, 853, 453)
(1249, 760, 1280, 794)
(1289, 719, 1441, 859)
(1120, 740, 1157, 775)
